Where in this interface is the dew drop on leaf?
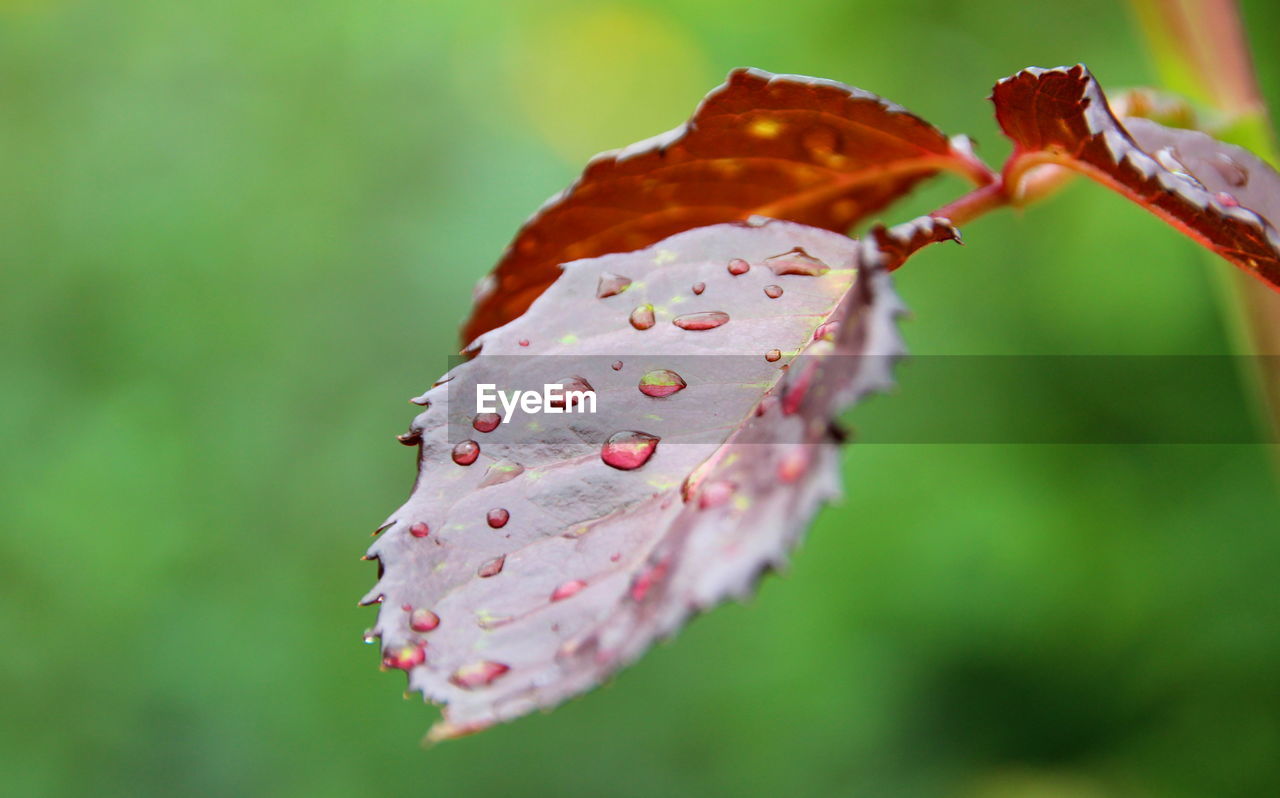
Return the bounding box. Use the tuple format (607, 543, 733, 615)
(596, 272, 633, 298)
(765, 247, 829, 276)
(452, 440, 480, 466)
(548, 376, 594, 409)
(450, 661, 510, 690)
(691, 281, 706, 295)
(473, 413, 501, 433)
(672, 311, 729, 331)
(764, 284, 783, 298)
(1212, 153, 1248, 187)
(383, 643, 426, 671)
(813, 321, 839, 341)
(486, 508, 510, 529)
(629, 304, 656, 330)
(611, 360, 624, 371)
(410, 608, 440, 632)
(765, 349, 782, 362)
(638, 369, 687, 398)
(518, 339, 530, 347)
(478, 555, 506, 578)
(550, 579, 587, 602)
(409, 522, 430, 538)
(630, 560, 669, 602)
(801, 125, 840, 157)
(698, 480, 737, 509)
(727, 258, 750, 275)
(600, 431, 660, 470)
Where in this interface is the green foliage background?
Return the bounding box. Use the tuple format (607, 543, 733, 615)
(3, 1, 1278, 796)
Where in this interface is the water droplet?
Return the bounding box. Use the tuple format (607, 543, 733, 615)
(486, 508, 509, 529)
(691, 281, 706, 295)
(1217, 191, 1241, 207)
(813, 321, 840, 341)
(611, 360, 624, 371)
(672, 311, 729, 331)
(765, 349, 782, 362)
(630, 560, 669, 601)
(409, 522, 430, 538)
(518, 338, 530, 347)
(698, 480, 737, 509)
(609, 552, 621, 562)
(548, 376, 594, 409)
(601, 430, 660, 470)
(801, 125, 840, 156)
(764, 284, 784, 298)
(777, 448, 810, 483)
(410, 608, 440, 632)
(450, 661, 510, 689)
(479, 459, 524, 488)
(473, 413, 501, 433)
(727, 258, 751, 275)
(596, 272, 633, 298)
(452, 440, 480, 466)
(629, 304, 656, 330)
(638, 369, 687, 398)
(1212, 153, 1248, 187)
(551, 579, 587, 601)
(363, 629, 380, 644)
(765, 247, 829, 276)
(383, 642, 426, 671)
(478, 555, 506, 578)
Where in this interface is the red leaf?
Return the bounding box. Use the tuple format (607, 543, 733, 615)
(993, 64, 1280, 292)
(366, 216, 957, 740)
(461, 67, 993, 345)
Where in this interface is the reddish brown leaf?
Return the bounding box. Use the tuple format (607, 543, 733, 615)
(461, 67, 993, 345)
(993, 64, 1280, 292)
(366, 216, 956, 740)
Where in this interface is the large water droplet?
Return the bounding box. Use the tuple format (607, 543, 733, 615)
(486, 508, 510, 529)
(765, 349, 782, 362)
(473, 413, 501, 433)
(450, 661, 510, 689)
(548, 376, 594, 409)
(629, 304, 656, 330)
(727, 258, 751, 275)
(765, 247, 829, 276)
(596, 272, 633, 298)
(477, 555, 506, 578)
(601, 430, 660, 470)
(383, 642, 426, 671)
(691, 281, 706, 295)
(1212, 153, 1248, 187)
(638, 369, 687, 398)
(452, 440, 480, 465)
(410, 608, 440, 632)
(550, 579, 587, 601)
(672, 311, 729, 331)
(764, 284, 784, 298)
(409, 522, 430, 538)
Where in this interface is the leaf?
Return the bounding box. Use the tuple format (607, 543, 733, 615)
(365, 216, 957, 740)
(992, 64, 1280, 292)
(461, 67, 993, 345)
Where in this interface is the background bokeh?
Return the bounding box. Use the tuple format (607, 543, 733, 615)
(3, 1, 1278, 796)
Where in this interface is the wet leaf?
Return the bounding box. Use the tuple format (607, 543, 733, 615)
(366, 216, 956, 740)
(993, 64, 1280, 292)
(461, 67, 992, 345)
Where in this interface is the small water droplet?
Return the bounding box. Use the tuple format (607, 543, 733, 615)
(363, 629, 380, 644)
(672, 311, 729, 331)
(518, 338, 530, 347)
(698, 480, 737, 509)
(1217, 191, 1241, 207)
(383, 642, 426, 671)
(450, 661, 510, 689)
(630, 560, 669, 602)
(638, 369, 687, 398)
(765, 247, 829, 276)
(479, 459, 524, 488)
(727, 258, 751, 275)
(601, 430, 660, 470)
(813, 321, 840, 342)
(777, 448, 810, 483)
(691, 281, 706, 295)
(610, 552, 621, 562)
(551, 579, 587, 601)
(486, 508, 509, 529)
(596, 272, 633, 298)
(409, 395, 431, 406)
(409, 522, 430, 538)
(1212, 153, 1248, 187)
(548, 376, 594, 409)
(764, 284, 783, 298)
(410, 608, 440, 632)
(765, 349, 782, 362)
(478, 555, 506, 578)
(629, 304, 656, 330)
(473, 413, 501, 433)
(611, 360, 624, 371)
(452, 440, 480, 466)
(801, 125, 840, 156)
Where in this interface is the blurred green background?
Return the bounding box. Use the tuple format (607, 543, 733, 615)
(3, 1, 1278, 795)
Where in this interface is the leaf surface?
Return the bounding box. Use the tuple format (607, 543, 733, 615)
(461, 67, 991, 344)
(993, 64, 1280, 291)
(366, 216, 956, 740)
